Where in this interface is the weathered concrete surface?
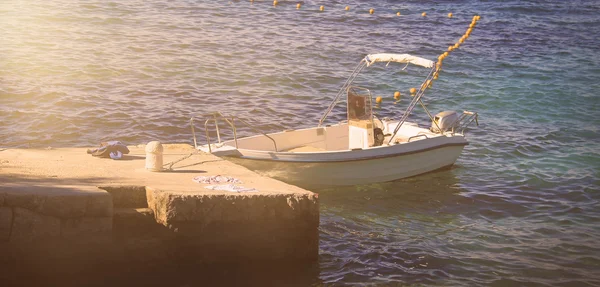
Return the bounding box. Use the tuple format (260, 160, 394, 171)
(61, 217, 112, 241)
(0, 144, 314, 196)
(0, 185, 112, 243)
(148, 188, 319, 261)
(0, 144, 319, 263)
(101, 185, 147, 208)
(0, 207, 12, 241)
(112, 207, 173, 243)
(10, 207, 61, 242)
(0, 145, 308, 194)
(0, 185, 113, 218)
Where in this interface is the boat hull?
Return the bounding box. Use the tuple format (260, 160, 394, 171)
(226, 142, 466, 187)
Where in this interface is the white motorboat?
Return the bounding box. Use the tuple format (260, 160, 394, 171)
(192, 53, 479, 187)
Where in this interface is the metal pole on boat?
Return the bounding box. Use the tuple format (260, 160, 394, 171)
(214, 113, 221, 143)
(226, 117, 238, 149)
(387, 66, 437, 144)
(319, 60, 367, 127)
(418, 99, 443, 133)
(190, 117, 198, 149)
(204, 118, 213, 153)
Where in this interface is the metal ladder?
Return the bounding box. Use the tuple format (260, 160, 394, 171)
(190, 111, 278, 153)
(450, 111, 479, 134)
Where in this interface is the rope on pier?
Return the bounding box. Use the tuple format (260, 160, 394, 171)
(163, 151, 199, 171)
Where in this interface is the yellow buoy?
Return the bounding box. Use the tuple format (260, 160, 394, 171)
(443, 52, 449, 58)
(433, 73, 439, 80)
(410, 87, 417, 94)
(296, 3, 301, 9)
(420, 81, 432, 91)
(369, 8, 374, 15)
(345, 6, 350, 11)
(438, 55, 444, 62)
(476, 15, 481, 21)
(448, 12, 453, 18)
(448, 45, 455, 52)
(459, 38, 465, 44)
(394, 91, 401, 100)
(320, 5, 324, 11)
(273, 0, 278, 6)
(397, 12, 401, 16)
(453, 43, 460, 49)
(422, 12, 427, 17)
(376, 96, 382, 104)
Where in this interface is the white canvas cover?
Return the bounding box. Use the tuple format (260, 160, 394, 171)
(364, 53, 434, 68)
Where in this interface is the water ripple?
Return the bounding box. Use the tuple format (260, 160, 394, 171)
(1, 0, 600, 285)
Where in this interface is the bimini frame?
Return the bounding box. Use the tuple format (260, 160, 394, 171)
(317, 53, 443, 144)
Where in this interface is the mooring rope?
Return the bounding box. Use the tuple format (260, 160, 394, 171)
(162, 151, 200, 171)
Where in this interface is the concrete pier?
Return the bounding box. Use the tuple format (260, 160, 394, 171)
(0, 144, 319, 283)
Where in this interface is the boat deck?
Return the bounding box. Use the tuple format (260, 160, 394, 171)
(284, 145, 327, 153)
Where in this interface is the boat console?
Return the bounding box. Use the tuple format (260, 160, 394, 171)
(347, 86, 384, 149)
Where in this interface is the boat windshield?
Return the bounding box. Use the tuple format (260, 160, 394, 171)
(347, 86, 373, 122)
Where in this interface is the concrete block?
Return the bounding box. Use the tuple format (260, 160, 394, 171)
(3, 186, 110, 218)
(145, 187, 156, 211)
(149, 191, 320, 261)
(146, 187, 170, 225)
(4, 191, 45, 212)
(100, 185, 147, 208)
(85, 191, 113, 217)
(1, 146, 320, 263)
(61, 217, 112, 242)
(0, 207, 12, 241)
(165, 194, 204, 222)
(11, 207, 61, 242)
(156, 193, 319, 226)
(41, 194, 88, 219)
(113, 208, 174, 242)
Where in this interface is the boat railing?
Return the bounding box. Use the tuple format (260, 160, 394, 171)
(427, 111, 479, 135)
(408, 134, 429, 142)
(190, 112, 278, 153)
(451, 111, 479, 134)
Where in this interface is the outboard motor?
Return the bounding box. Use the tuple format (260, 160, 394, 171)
(431, 111, 460, 133)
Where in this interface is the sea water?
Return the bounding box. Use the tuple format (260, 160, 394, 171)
(1, 0, 599, 285)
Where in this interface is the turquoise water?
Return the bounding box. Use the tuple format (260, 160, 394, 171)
(1, 0, 599, 285)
